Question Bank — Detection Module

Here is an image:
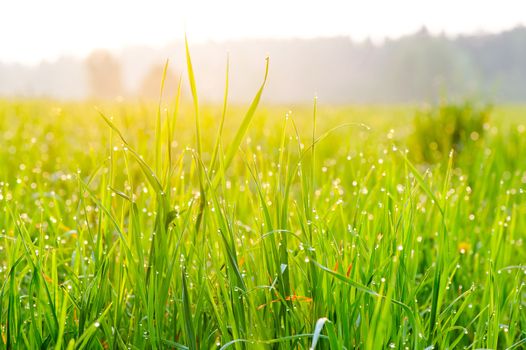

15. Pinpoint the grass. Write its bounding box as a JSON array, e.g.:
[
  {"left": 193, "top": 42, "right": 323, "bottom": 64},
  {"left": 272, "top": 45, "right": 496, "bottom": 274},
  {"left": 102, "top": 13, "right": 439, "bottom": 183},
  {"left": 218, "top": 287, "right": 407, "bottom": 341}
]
[{"left": 0, "top": 50, "right": 525, "bottom": 349}]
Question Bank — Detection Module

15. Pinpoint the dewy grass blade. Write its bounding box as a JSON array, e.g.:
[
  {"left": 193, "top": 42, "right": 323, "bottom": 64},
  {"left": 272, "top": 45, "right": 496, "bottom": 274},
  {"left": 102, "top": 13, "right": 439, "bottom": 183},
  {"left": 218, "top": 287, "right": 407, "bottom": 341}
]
[
  {"left": 185, "top": 35, "right": 207, "bottom": 233},
  {"left": 182, "top": 267, "right": 197, "bottom": 350},
  {"left": 212, "top": 56, "right": 269, "bottom": 188},
  {"left": 209, "top": 54, "right": 230, "bottom": 172},
  {"left": 185, "top": 34, "right": 202, "bottom": 157},
  {"left": 155, "top": 59, "right": 169, "bottom": 176}
]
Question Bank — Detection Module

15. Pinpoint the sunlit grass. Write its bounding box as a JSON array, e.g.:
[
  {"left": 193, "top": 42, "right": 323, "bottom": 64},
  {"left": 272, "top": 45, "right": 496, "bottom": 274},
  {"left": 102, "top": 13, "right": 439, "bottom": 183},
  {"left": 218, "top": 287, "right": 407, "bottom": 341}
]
[{"left": 0, "top": 52, "right": 525, "bottom": 349}]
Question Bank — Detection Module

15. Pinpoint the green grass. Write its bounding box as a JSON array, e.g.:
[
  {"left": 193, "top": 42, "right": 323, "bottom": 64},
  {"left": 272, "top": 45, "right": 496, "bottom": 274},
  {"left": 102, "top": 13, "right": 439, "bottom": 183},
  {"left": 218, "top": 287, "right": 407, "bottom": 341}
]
[{"left": 0, "top": 55, "right": 525, "bottom": 349}]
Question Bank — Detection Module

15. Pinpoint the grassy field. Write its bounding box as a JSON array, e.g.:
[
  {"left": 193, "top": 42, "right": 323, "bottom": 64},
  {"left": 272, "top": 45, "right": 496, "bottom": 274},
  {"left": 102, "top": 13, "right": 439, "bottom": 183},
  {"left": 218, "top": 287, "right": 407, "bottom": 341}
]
[{"left": 0, "top": 59, "right": 525, "bottom": 349}]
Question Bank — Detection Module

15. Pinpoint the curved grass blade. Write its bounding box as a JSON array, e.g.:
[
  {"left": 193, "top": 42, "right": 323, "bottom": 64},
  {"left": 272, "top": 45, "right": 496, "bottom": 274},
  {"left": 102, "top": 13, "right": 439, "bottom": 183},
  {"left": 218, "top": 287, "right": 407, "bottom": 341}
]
[{"left": 212, "top": 56, "right": 269, "bottom": 188}]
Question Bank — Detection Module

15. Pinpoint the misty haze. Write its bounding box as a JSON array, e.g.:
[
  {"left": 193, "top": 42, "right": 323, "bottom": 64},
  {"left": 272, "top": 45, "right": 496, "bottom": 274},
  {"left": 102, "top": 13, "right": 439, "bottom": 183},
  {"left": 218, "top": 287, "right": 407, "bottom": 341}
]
[{"left": 2, "top": 26, "right": 526, "bottom": 103}]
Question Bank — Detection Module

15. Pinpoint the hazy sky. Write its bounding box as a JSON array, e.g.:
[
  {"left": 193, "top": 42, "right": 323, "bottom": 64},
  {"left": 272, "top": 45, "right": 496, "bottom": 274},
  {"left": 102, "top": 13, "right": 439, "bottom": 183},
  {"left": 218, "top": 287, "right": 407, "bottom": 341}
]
[{"left": 1, "top": 0, "right": 525, "bottom": 64}]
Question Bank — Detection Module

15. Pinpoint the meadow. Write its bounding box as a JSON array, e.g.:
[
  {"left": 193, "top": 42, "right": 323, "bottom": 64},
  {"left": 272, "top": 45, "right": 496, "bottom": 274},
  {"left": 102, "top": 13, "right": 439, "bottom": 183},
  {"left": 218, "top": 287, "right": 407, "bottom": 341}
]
[{"left": 0, "top": 54, "right": 525, "bottom": 349}]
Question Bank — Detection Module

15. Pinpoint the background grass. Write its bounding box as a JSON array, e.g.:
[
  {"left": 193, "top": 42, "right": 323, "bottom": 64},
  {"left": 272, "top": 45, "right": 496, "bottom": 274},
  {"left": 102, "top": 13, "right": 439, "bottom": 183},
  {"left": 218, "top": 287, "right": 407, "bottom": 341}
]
[{"left": 0, "top": 70, "right": 525, "bottom": 348}]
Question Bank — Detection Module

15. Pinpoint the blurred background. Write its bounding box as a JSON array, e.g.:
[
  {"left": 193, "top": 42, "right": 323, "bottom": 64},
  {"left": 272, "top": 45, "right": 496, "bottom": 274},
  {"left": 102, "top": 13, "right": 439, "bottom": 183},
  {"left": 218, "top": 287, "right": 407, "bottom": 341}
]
[{"left": 1, "top": 0, "right": 525, "bottom": 104}]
